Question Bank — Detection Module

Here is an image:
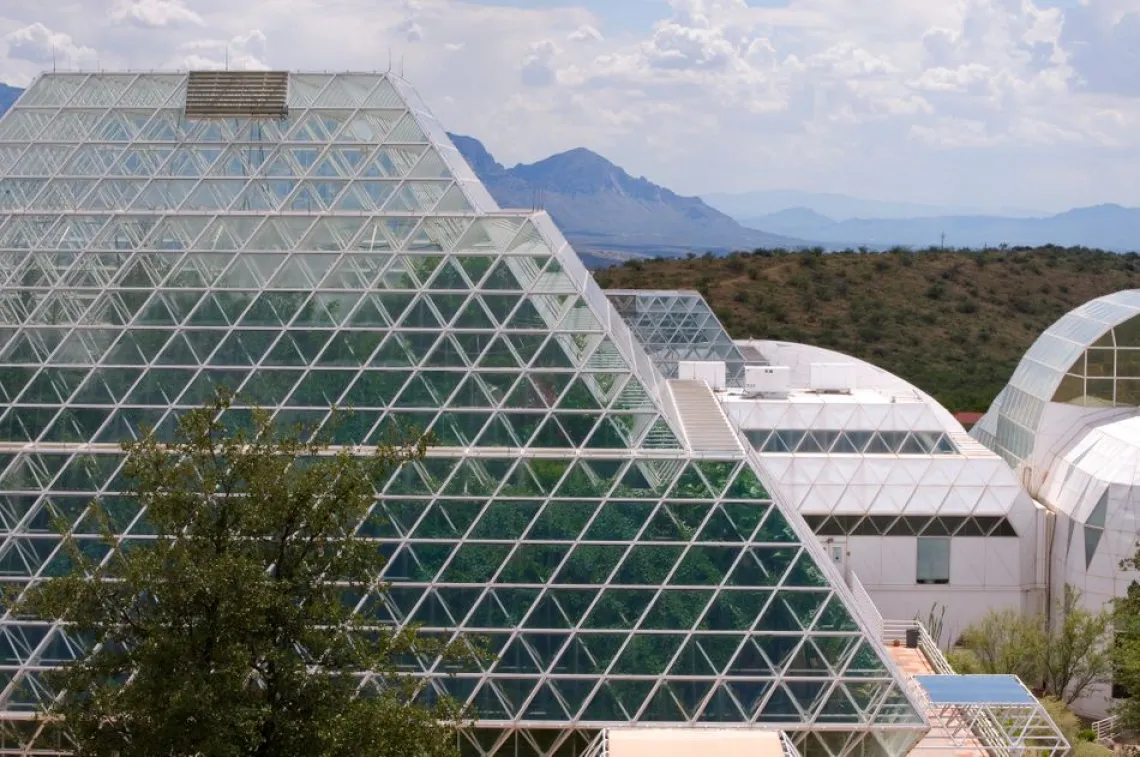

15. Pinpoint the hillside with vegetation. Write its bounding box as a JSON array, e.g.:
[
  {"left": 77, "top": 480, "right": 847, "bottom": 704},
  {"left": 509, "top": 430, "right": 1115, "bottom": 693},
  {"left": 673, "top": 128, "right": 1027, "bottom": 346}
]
[{"left": 595, "top": 247, "right": 1140, "bottom": 413}]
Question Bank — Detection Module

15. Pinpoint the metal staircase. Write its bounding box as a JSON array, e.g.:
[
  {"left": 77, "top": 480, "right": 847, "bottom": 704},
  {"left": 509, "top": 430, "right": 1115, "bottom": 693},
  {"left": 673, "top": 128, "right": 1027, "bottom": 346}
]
[
  {"left": 947, "top": 430, "right": 996, "bottom": 458},
  {"left": 666, "top": 379, "right": 742, "bottom": 453}
]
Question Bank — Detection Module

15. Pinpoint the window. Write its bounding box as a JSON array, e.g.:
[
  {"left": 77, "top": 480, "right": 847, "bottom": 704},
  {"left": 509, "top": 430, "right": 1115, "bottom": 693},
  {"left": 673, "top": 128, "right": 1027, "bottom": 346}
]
[
  {"left": 747, "top": 428, "right": 959, "bottom": 455},
  {"left": 916, "top": 537, "right": 950, "bottom": 584},
  {"left": 804, "top": 514, "right": 1018, "bottom": 538}
]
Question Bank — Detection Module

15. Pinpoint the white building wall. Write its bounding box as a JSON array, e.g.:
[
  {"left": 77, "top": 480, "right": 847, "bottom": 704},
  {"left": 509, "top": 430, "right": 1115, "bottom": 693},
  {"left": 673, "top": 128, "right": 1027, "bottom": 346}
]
[
  {"left": 845, "top": 534, "right": 1039, "bottom": 646},
  {"left": 1033, "top": 419, "right": 1140, "bottom": 720},
  {"left": 723, "top": 339, "right": 1051, "bottom": 653},
  {"left": 753, "top": 449, "right": 1045, "bottom": 648}
]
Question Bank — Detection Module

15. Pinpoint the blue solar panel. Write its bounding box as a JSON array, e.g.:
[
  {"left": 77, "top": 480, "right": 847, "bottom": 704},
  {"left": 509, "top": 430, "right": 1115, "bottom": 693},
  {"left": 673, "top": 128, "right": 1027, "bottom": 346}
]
[{"left": 914, "top": 675, "right": 1036, "bottom": 705}]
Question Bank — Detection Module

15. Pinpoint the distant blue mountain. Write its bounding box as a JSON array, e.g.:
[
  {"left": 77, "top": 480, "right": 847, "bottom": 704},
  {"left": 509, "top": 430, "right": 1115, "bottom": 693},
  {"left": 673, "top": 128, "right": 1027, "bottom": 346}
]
[
  {"left": 0, "top": 84, "right": 21, "bottom": 115},
  {"left": 704, "top": 188, "right": 1045, "bottom": 221},
  {"left": 741, "top": 204, "right": 1140, "bottom": 252},
  {"left": 447, "top": 134, "right": 804, "bottom": 259}
]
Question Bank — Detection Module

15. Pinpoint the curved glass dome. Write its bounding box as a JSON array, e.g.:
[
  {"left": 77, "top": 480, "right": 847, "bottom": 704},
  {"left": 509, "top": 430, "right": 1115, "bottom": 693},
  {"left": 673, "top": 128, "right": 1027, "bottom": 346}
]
[{"left": 987, "top": 290, "right": 1140, "bottom": 467}]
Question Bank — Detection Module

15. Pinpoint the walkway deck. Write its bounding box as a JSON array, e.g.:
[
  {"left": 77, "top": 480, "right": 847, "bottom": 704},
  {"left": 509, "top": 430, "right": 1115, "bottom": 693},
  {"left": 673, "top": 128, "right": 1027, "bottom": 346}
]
[{"left": 886, "top": 645, "right": 985, "bottom": 757}]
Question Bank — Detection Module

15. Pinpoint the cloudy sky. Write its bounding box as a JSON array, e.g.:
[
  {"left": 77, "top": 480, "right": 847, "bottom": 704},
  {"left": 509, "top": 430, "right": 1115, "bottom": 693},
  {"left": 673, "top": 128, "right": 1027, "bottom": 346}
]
[{"left": 0, "top": 0, "right": 1138, "bottom": 213}]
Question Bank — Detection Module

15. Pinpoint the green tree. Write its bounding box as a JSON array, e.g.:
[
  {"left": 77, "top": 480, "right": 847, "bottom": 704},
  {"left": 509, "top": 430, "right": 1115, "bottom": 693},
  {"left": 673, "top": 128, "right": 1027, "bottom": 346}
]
[
  {"left": 1042, "top": 586, "right": 1113, "bottom": 706},
  {"left": 957, "top": 607, "right": 1047, "bottom": 684},
  {"left": 956, "top": 586, "right": 1111, "bottom": 705},
  {"left": 1113, "top": 569, "right": 1140, "bottom": 731},
  {"left": 14, "top": 390, "right": 463, "bottom": 757}
]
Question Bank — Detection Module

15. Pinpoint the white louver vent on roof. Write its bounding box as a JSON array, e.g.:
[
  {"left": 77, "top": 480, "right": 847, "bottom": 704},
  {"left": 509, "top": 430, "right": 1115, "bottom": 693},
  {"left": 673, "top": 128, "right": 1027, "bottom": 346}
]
[{"left": 185, "top": 71, "right": 289, "bottom": 119}]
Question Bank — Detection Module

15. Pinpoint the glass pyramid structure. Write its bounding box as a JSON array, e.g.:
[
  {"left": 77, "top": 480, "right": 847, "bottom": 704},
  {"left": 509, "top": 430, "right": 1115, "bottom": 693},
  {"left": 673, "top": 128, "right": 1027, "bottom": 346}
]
[
  {"left": 606, "top": 290, "right": 748, "bottom": 386},
  {"left": 0, "top": 72, "right": 927, "bottom": 757}
]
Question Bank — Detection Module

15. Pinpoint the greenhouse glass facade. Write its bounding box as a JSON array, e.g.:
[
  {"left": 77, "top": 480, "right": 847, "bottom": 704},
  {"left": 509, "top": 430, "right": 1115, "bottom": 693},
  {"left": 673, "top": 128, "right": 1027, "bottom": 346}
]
[
  {"left": 606, "top": 290, "right": 748, "bottom": 385},
  {"left": 0, "top": 71, "right": 926, "bottom": 757},
  {"left": 973, "top": 290, "right": 1140, "bottom": 467}
]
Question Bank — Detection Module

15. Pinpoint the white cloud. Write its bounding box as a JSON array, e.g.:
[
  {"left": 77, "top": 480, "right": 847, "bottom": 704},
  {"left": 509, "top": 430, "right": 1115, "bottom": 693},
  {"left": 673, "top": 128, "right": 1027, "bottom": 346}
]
[
  {"left": 109, "top": 0, "right": 205, "bottom": 29},
  {"left": 2, "top": 0, "right": 1140, "bottom": 210},
  {"left": 568, "top": 24, "right": 602, "bottom": 43},
  {"left": 392, "top": 0, "right": 426, "bottom": 42},
  {"left": 4, "top": 22, "right": 97, "bottom": 68},
  {"left": 806, "top": 42, "right": 897, "bottom": 77},
  {"left": 1061, "top": 1, "right": 1140, "bottom": 95},
  {"left": 396, "top": 20, "right": 424, "bottom": 42},
  {"left": 910, "top": 64, "right": 993, "bottom": 94},
  {"left": 168, "top": 29, "right": 268, "bottom": 70},
  {"left": 909, "top": 118, "right": 1003, "bottom": 149},
  {"left": 520, "top": 39, "right": 561, "bottom": 87}
]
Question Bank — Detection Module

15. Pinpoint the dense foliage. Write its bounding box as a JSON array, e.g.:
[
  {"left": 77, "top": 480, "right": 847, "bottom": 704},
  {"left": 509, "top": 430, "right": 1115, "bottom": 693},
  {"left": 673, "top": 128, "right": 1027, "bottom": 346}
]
[
  {"left": 1037, "top": 697, "right": 1113, "bottom": 757},
  {"left": 946, "top": 586, "right": 1112, "bottom": 705},
  {"left": 595, "top": 246, "right": 1140, "bottom": 412},
  {"left": 1113, "top": 555, "right": 1140, "bottom": 732},
  {"left": 14, "top": 391, "right": 462, "bottom": 757}
]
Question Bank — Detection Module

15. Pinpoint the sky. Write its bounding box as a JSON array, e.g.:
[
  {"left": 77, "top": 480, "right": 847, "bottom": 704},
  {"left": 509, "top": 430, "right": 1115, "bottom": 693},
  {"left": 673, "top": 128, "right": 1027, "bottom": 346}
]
[{"left": 1, "top": 0, "right": 1139, "bottom": 213}]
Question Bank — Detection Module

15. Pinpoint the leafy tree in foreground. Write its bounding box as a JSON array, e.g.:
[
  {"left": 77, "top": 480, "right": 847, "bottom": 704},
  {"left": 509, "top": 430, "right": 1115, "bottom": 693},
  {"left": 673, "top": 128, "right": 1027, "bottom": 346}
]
[
  {"left": 1041, "top": 586, "right": 1114, "bottom": 707},
  {"left": 1113, "top": 556, "right": 1140, "bottom": 732},
  {"left": 955, "top": 607, "right": 1047, "bottom": 683},
  {"left": 15, "top": 391, "right": 462, "bottom": 757},
  {"left": 954, "top": 586, "right": 1111, "bottom": 705}
]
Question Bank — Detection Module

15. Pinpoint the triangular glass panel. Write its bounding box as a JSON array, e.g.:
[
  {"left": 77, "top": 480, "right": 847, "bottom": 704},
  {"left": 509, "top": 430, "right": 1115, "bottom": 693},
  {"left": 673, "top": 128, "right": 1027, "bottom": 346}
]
[
  {"left": 434, "top": 184, "right": 475, "bottom": 213},
  {"left": 339, "top": 110, "right": 404, "bottom": 141},
  {"left": 365, "top": 146, "right": 427, "bottom": 178},
  {"left": 387, "top": 113, "right": 430, "bottom": 143}
]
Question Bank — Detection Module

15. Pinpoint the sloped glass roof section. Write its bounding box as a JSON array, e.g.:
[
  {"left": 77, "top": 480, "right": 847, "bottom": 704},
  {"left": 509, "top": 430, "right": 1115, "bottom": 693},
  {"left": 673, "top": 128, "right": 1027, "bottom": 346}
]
[
  {"left": 975, "top": 290, "right": 1140, "bottom": 467},
  {"left": 607, "top": 290, "right": 749, "bottom": 385},
  {"left": 0, "top": 72, "right": 926, "bottom": 757}
]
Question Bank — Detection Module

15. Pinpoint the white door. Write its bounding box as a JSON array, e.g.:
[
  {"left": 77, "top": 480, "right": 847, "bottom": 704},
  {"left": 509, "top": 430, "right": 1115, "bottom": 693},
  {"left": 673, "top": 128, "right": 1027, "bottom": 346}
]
[{"left": 828, "top": 539, "right": 847, "bottom": 577}]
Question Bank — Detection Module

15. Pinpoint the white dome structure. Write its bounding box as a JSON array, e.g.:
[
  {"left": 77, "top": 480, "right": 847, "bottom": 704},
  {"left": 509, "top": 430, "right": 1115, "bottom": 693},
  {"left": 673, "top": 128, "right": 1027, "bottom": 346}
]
[{"left": 974, "top": 290, "right": 1140, "bottom": 718}]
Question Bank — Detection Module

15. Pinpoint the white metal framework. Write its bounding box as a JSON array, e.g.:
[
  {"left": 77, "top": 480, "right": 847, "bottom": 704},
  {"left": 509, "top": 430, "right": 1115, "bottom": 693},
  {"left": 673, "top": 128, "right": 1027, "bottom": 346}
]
[{"left": 910, "top": 675, "right": 1069, "bottom": 757}]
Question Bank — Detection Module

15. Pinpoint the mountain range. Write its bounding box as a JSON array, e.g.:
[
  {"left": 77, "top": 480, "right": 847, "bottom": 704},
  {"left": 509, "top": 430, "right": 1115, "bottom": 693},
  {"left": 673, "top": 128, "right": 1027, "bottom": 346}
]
[
  {"left": 446, "top": 134, "right": 802, "bottom": 263},
  {"left": 702, "top": 189, "right": 1045, "bottom": 222},
  {"left": 0, "top": 85, "right": 19, "bottom": 115},
  {"left": 2, "top": 80, "right": 1140, "bottom": 257},
  {"left": 738, "top": 204, "right": 1140, "bottom": 251}
]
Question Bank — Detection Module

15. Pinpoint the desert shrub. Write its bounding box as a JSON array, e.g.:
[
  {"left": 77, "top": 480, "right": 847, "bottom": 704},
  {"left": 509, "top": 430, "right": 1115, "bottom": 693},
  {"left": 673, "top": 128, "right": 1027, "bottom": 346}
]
[{"left": 1073, "top": 742, "right": 1113, "bottom": 757}]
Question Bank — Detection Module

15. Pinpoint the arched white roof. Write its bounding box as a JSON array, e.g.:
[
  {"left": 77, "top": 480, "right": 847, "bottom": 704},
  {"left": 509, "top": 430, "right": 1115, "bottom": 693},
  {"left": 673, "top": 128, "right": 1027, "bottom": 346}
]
[
  {"left": 739, "top": 340, "right": 963, "bottom": 434},
  {"left": 978, "top": 290, "right": 1140, "bottom": 467},
  {"left": 1040, "top": 415, "right": 1140, "bottom": 520},
  {"left": 1038, "top": 416, "right": 1140, "bottom": 595}
]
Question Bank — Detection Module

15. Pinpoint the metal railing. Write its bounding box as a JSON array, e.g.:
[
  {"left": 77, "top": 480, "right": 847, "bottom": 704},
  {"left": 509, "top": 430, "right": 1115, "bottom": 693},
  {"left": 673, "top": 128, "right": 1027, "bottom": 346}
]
[
  {"left": 881, "top": 618, "right": 955, "bottom": 675},
  {"left": 845, "top": 569, "right": 883, "bottom": 642},
  {"left": 882, "top": 618, "right": 1070, "bottom": 757},
  {"left": 1093, "top": 715, "right": 1120, "bottom": 745}
]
